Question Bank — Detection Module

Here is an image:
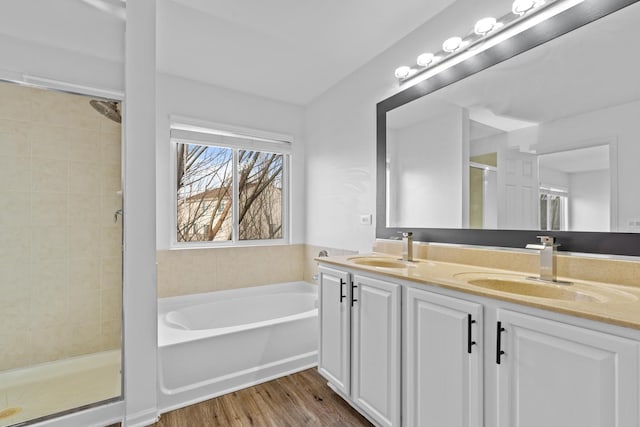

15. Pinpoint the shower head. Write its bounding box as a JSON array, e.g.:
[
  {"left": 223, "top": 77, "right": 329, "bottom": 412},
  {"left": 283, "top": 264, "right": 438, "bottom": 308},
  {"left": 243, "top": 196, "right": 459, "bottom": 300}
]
[{"left": 90, "top": 100, "right": 121, "bottom": 123}]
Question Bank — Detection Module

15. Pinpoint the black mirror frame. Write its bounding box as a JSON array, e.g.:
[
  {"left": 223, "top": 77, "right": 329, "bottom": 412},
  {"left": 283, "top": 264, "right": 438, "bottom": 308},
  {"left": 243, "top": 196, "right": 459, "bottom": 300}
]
[{"left": 376, "top": 0, "right": 640, "bottom": 256}]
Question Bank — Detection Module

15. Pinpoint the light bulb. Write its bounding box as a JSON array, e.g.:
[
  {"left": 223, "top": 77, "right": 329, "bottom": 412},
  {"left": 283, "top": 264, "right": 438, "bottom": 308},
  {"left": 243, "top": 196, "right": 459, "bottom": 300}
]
[
  {"left": 442, "top": 37, "right": 463, "bottom": 53},
  {"left": 474, "top": 17, "right": 498, "bottom": 35},
  {"left": 416, "top": 53, "right": 435, "bottom": 67},
  {"left": 394, "top": 66, "right": 412, "bottom": 79},
  {"left": 512, "top": 0, "right": 536, "bottom": 15}
]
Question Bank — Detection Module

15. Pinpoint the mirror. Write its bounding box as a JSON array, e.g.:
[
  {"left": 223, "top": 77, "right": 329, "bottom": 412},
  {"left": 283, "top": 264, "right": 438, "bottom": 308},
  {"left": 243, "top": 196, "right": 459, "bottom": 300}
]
[{"left": 377, "top": 0, "right": 640, "bottom": 255}]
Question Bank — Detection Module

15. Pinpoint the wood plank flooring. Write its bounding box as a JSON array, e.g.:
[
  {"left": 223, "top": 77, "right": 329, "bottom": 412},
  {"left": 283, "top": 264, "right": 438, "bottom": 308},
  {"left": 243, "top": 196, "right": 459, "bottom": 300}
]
[{"left": 152, "top": 368, "right": 373, "bottom": 427}]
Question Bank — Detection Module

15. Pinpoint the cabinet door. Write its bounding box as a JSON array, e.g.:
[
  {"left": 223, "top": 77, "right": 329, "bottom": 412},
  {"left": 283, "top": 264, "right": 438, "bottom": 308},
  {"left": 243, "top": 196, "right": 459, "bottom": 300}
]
[
  {"left": 351, "top": 274, "right": 401, "bottom": 427},
  {"left": 496, "top": 309, "right": 639, "bottom": 427},
  {"left": 406, "top": 287, "right": 483, "bottom": 427},
  {"left": 318, "top": 266, "right": 351, "bottom": 395}
]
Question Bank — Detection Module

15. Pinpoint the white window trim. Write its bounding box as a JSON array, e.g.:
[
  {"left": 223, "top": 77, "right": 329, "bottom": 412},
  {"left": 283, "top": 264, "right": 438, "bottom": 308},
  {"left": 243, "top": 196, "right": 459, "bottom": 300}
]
[{"left": 170, "top": 121, "right": 291, "bottom": 249}]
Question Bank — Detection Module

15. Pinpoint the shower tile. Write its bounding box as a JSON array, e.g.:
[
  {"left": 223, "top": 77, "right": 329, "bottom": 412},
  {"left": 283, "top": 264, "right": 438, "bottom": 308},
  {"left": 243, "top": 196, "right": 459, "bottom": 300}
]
[
  {"left": 29, "top": 287, "right": 68, "bottom": 326},
  {"left": 101, "top": 319, "right": 122, "bottom": 351},
  {"left": 68, "top": 160, "right": 100, "bottom": 194},
  {"left": 29, "top": 324, "right": 70, "bottom": 364},
  {"left": 0, "top": 261, "right": 30, "bottom": 294},
  {"left": 0, "top": 285, "right": 31, "bottom": 332},
  {"left": 0, "top": 119, "right": 31, "bottom": 157},
  {"left": 67, "top": 226, "right": 100, "bottom": 259},
  {"left": 0, "top": 226, "right": 31, "bottom": 264},
  {"left": 100, "top": 287, "right": 122, "bottom": 322},
  {"left": 0, "top": 82, "right": 34, "bottom": 121},
  {"left": 65, "top": 96, "right": 104, "bottom": 131},
  {"left": 68, "top": 257, "right": 100, "bottom": 291},
  {"left": 31, "top": 90, "right": 101, "bottom": 131},
  {"left": 100, "top": 226, "right": 122, "bottom": 258},
  {"left": 100, "top": 118, "right": 121, "bottom": 135},
  {"left": 67, "top": 320, "right": 102, "bottom": 357},
  {"left": 28, "top": 125, "right": 70, "bottom": 161},
  {"left": 0, "top": 191, "right": 30, "bottom": 226},
  {"left": 100, "top": 256, "right": 122, "bottom": 290},
  {"left": 0, "top": 155, "right": 31, "bottom": 191},
  {"left": 68, "top": 193, "right": 101, "bottom": 225},
  {"left": 68, "top": 290, "right": 101, "bottom": 325},
  {"left": 31, "top": 192, "right": 67, "bottom": 226},
  {"left": 0, "top": 84, "right": 124, "bottom": 371},
  {"left": 67, "top": 130, "right": 101, "bottom": 163},
  {"left": 100, "top": 131, "right": 122, "bottom": 165},
  {"left": 100, "top": 193, "right": 122, "bottom": 226},
  {"left": 100, "top": 163, "right": 122, "bottom": 193},
  {"left": 0, "top": 331, "right": 32, "bottom": 371},
  {"left": 31, "top": 158, "right": 68, "bottom": 192},
  {"left": 30, "top": 257, "right": 68, "bottom": 296},
  {"left": 30, "top": 226, "right": 68, "bottom": 261}
]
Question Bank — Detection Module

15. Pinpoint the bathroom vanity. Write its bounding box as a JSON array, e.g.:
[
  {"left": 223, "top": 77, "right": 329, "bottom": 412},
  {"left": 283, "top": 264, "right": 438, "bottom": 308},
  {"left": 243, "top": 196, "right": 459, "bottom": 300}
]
[{"left": 317, "top": 255, "right": 640, "bottom": 427}]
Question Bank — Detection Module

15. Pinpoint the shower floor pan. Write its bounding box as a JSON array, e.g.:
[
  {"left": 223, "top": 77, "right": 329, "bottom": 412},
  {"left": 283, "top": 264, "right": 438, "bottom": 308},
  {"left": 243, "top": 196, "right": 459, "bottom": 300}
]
[{"left": 0, "top": 350, "right": 121, "bottom": 427}]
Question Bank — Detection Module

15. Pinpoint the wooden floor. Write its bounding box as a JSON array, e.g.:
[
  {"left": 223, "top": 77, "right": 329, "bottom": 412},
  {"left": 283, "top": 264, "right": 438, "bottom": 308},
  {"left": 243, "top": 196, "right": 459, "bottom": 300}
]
[{"left": 152, "top": 368, "right": 372, "bottom": 427}]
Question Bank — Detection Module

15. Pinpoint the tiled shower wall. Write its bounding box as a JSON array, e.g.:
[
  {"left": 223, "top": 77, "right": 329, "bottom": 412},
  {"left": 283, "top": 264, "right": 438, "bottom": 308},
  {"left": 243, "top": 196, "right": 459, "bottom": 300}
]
[{"left": 0, "top": 82, "right": 122, "bottom": 371}]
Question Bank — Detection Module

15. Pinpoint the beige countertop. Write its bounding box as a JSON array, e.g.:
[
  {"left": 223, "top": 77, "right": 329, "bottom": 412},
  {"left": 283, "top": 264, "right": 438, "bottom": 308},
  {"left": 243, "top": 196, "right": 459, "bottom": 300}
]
[{"left": 317, "top": 253, "right": 640, "bottom": 330}]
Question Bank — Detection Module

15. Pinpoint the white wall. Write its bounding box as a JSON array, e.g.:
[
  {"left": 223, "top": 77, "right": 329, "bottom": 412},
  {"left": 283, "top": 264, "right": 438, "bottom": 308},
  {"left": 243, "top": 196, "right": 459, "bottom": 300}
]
[
  {"left": 304, "top": 0, "right": 505, "bottom": 252},
  {"left": 155, "top": 73, "right": 306, "bottom": 250},
  {"left": 570, "top": 170, "right": 610, "bottom": 232}
]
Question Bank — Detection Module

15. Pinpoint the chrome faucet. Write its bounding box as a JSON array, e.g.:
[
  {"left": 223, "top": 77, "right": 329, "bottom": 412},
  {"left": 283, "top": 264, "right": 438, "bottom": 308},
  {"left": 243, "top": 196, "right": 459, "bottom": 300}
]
[
  {"left": 399, "top": 231, "right": 414, "bottom": 262},
  {"left": 525, "top": 236, "right": 564, "bottom": 283}
]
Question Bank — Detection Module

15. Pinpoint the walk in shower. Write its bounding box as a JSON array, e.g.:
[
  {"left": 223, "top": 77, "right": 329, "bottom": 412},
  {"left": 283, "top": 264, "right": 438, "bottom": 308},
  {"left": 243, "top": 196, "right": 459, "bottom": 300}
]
[{"left": 0, "top": 80, "right": 123, "bottom": 426}]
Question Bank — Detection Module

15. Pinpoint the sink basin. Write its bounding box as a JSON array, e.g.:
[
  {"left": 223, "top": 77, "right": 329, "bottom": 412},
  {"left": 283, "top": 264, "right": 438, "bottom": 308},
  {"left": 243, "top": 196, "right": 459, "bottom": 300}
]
[
  {"left": 349, "top": 257, "right": 415, "bottom": 269},
  {"left": 454, "top": 273, "right": 606, "bottom": 303}
]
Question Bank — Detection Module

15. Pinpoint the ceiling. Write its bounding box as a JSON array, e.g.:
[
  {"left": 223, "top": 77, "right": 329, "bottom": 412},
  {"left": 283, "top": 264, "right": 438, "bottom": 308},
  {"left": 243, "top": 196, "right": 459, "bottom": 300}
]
[
  {"left": 2, "top": 0, "right": 458, "bottom": 106},
  {"left": 156, "top": 0, "right": 456, "bottom": 105}
]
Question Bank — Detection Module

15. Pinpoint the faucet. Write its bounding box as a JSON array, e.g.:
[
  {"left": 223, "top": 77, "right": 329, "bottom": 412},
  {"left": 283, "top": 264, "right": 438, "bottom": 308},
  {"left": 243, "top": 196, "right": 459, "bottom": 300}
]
[
  {"left": 525, "top": 235, "right": 564, "bottom": 283},
  {"left": 398, "top": 231, "right": 414, "bottom": 262}
]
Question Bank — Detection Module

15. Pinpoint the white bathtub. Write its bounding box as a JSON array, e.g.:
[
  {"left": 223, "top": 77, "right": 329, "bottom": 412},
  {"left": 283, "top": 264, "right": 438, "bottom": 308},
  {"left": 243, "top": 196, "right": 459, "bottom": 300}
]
[{"left": 157, "top": 281, "right": 318, "bottom": 412}]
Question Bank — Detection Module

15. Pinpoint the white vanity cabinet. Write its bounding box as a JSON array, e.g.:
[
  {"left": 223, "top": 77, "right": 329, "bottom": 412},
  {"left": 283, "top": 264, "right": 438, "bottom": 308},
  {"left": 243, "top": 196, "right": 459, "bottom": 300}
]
[
  {"left": 493, "top": 309, "right": 639, "bottom": 427},
  {"left": 318, "top": 265, "right": 351, "bottom": 396},
  {"left": 318, "top": 263, "right": 640, "bottom": 427},
  {"left": 351, "top": 274, "right": 401, "bottom": 427},
  {"left": 405, "top": 287, "right": 483, "bottom": 427},
  {"left": 318, "top": 266, "right": 401, "bottom": 427}
]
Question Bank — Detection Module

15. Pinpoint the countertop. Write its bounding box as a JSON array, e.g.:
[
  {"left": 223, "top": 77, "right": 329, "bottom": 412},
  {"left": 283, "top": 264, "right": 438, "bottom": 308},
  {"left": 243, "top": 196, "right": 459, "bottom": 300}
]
[{"left": 317, "top": 253, "right": 640, "bottom": 330}]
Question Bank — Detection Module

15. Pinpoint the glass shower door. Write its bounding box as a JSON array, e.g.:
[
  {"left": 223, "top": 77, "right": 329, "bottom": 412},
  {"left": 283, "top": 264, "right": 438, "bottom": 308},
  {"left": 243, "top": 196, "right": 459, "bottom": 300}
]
[{"left": 0, "top": 80, "right": 123, "bottom": 426}]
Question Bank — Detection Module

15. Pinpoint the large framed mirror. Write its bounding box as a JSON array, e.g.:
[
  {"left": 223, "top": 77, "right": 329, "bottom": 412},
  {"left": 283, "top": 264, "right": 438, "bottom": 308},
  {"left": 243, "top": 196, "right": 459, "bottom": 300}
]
[{"left": 377, "top": 0, "right": 640, "bottom": 256}]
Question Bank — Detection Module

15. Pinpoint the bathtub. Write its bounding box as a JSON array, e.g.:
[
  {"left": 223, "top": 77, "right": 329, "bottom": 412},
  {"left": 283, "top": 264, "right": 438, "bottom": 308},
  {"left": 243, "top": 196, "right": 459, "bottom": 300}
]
[{"left": 157, "top": 281, "right": 318, "bottom": 412}]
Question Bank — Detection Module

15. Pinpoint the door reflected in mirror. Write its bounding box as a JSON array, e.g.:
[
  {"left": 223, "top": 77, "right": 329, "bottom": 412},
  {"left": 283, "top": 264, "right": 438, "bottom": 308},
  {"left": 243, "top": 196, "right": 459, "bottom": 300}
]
[{"left": 386, "top": 1, "right": 639, "bottom": 233}]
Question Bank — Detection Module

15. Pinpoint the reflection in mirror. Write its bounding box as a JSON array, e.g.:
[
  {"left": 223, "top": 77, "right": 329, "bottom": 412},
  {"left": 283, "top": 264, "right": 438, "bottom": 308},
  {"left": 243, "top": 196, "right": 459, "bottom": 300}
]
[{"left": 386, "top": 1, "right": 639, "bottom": 233}]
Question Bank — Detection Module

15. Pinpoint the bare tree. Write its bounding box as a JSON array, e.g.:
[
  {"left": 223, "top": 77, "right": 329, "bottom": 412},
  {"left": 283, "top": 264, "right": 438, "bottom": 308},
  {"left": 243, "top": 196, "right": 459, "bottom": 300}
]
[{"left": 176, "top": 143, "right": 283, "bottom": 242}]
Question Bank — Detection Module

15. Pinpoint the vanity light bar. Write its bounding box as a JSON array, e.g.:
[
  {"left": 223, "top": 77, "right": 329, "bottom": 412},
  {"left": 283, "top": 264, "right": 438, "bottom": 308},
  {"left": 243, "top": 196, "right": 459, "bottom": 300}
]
[{"left": 394, "top": 0, "right": 584, "bottom": 84}]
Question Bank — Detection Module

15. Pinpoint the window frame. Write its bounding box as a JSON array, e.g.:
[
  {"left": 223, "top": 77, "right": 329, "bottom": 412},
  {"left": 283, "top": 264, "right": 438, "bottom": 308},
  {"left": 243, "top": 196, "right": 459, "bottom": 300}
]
[{"left": 170, "top": 121, "right": 291, "bottom": 248}]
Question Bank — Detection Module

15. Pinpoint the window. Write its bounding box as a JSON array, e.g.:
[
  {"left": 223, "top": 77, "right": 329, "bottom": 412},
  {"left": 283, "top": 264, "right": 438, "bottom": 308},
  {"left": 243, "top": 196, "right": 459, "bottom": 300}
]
[{"left": 173, "top": 124, "right": 289, "bottom": 245}]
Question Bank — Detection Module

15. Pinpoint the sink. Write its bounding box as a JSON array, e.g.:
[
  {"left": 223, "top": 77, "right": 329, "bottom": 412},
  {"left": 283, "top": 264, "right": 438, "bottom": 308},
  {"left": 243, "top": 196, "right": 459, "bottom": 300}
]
[
  {"left": 349, "top": 257, "right": 415, "bottom": 269},
  {"left": 454, "top": 273, "right": 606, "bottom": 303}
]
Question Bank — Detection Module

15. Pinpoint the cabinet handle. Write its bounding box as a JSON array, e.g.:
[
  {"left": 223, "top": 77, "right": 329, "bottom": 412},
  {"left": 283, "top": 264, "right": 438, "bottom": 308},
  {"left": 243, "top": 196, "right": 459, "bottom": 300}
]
[
  {"left": 467, "top": 314, "right": 477, "bottom": 354},
  {"left": 339, "top": 279, "right": 346, "bottom": 303},
  {"left": 496, "top": 321, "right": 506, "bottom": 364},
  {"left": 351, "top": 282, "right": 358, "bottom": 307}
]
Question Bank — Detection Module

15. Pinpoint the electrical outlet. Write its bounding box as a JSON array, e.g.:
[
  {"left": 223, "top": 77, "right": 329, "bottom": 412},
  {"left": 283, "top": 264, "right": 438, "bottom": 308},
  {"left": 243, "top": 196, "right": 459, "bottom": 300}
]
[{"left": 359, "top": 214, "right": 372, "bottom": 225}]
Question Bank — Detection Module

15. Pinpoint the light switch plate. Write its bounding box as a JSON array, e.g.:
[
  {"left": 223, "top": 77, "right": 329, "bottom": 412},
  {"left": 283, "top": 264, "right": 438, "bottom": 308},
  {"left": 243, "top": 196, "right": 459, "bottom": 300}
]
[{"left": 359, "top": 214, "right": 372, "bottom": 225}]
